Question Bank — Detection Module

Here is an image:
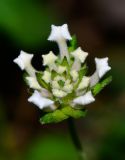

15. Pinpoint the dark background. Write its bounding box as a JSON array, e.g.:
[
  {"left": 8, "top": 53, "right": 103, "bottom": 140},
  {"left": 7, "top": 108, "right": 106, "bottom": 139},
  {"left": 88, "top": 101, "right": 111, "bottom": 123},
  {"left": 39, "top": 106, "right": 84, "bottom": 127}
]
[{"left": 0, "top": 0, "right": 125, "bottom": 159}]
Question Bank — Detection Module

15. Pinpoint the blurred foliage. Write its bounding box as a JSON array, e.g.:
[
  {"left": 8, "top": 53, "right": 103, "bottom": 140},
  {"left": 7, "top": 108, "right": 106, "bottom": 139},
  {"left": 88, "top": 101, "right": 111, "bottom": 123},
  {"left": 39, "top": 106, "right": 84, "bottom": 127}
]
[
  {"left": 98, "top": 118, "right": 125, "bottom": 160},
  {"left": 0, "top": 0, "right": 58, "bottom": 48},
  {"left": 25, "top": 134, "right": 78, "bottom": 160}
]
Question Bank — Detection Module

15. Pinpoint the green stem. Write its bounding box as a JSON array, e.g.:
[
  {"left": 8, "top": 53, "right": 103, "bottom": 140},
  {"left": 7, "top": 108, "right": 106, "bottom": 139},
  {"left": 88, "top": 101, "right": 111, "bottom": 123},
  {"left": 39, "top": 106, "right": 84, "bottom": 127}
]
[{"left": 67, "top": 118, "right": 86, "bottom": 160}]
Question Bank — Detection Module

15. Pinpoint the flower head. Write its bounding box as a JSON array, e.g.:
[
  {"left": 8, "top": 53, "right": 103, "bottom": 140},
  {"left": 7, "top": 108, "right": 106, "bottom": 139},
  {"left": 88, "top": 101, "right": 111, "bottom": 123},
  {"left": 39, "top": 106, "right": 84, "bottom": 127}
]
[{"left": 14, "top": 24, "right": 112, "bottom": 124}]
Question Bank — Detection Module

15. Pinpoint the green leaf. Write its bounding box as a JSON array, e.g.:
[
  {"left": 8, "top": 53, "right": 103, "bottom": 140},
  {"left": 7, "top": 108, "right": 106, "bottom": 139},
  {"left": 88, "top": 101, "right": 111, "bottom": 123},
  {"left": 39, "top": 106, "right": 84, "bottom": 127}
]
[
  {"left": 36, "top": 72, "right": 49, "bottom": 90},
  {"left": 61, "top": 57, "right": 69, "bottom": 67},
  {"left": 40, "top": 110, "right": 68, "bottom": 124},
  {"left": 68, "top": 35, "right": 77, "bottom": 52},
  {"left": 92, "top": 76, "right": 112, "bottom": 96},
  {"left": 61, "top": 107, "right": 87, "bottom": 119},
  {"left": 51, "top": 70, "right": 58, "bottom": 80}
]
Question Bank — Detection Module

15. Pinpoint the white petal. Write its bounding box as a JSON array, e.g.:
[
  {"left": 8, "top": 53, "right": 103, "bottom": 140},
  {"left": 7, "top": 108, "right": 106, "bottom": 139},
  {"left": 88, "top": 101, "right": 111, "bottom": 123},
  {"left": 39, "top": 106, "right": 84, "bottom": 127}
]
[
  {"left": 13, "top": 50, "right": 35, "bottom": 76},
  {"left": 95, "top": 57, "right": 111, "bottom": 78},
  {"left": 48, "top": 24, "right": 71, "bottom": 60},
  {"left": 70, "top": 70, "right": 78, "bottom": 81},
  {"left": 26, "top": 77, "right": 41, "bottom": 90},
  {"left": 90, "top": 71, "right": 99, "bottom": 87},
  {"left": 42, "top": 51, "right": 57, "bottom": 66},
  {"left": 52, "top": 89, "right": 67, "bottom": 98},
  {"left": 40, "top": 88, "right": 52, "bottom": 98},
  {"left": 77, "top": 76, "right": 90, "bottom": 90},
  {"left": 51, "top": 80, "right": 60, "bottom": 89},
  {"left": 90, "top": 57, "right": 111, "bottom": 87},
  {"left": 28, "top": 90, "right": 54, "bottom": 109},
  {"left": 42, "top": 71, "right": 51, "bottom": 83},
  {"left": 57, "top": 66, "right": 66, "bottom": 74},
  {"left": 48, "top": 24, "right": 71, "bottom": 41},
  {"left": 73, "top": 91, "right": 95, "bottom": 106},
  {"left": 71, "top": 47, "right": 88, "bottom": 63},
  {"left": 63, "top": 84, "right": 73, "bottom": 93}
]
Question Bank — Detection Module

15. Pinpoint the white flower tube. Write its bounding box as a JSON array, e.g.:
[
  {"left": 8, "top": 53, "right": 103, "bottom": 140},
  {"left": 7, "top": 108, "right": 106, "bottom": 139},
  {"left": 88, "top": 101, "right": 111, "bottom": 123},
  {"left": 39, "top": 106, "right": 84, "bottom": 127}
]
[
  {"left": 28, "top": 90, "right": 54, "bottom": 110},
  {"left": 90, "top": 57, "right": 111, "bottom": 87},
  {"left": 13, "top": 50, "right": 35, "bottom": 76},
  {"left": 71, "top": 47, "right": 88, "bottom": 71},
  {"left": 73, "top": 91, "right": 95, "bottom": 106},
  {"left": 26, "top": 77, "right": 41, "bottom": 90},
  {"left": 48, "top": 24, "right": 72, "bottom": 60}
]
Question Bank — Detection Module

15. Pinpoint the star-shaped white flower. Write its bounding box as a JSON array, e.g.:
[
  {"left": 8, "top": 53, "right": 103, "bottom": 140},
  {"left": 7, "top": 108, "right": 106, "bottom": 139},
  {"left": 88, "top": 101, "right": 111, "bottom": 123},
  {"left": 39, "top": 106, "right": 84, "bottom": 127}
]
[
  {"left": 42, "top": 51, "right": 57, "bottom": 69},
  {"left": 13, "top": 50, "right": 35, "bottom": 76},
  {"left": 71, "top": 47, "right": 88, "bottom": 63},
  {"left": 26, "top": 77, "right": 41, "bottom": 90},
  {"left": 28, "top": 90, "right": 54, "bottom": 110},
  {"left": 48, "top": 24, "right": 72, "bottom": 41},
  {"left": 71, "top": 47, "right": 88, "bottom": 71},
  {"left": 95, "top": 57, "right": 111, "bottom": 78},
  {"left": 73, "top": 91, "right": 95, "bottom": 107},
  {"left": 48, "top": 24, "right": 72, "bottom": 60},
  {"left": 90, "top": 57, "right": 111, "bottom": 87}
]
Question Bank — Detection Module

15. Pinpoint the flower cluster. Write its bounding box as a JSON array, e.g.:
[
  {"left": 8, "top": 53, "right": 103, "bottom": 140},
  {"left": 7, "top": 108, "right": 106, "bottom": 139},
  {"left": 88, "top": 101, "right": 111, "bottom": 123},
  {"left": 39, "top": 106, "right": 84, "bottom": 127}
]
[{"left": 14, "top": 24, "right": 112, "bottom": 124}]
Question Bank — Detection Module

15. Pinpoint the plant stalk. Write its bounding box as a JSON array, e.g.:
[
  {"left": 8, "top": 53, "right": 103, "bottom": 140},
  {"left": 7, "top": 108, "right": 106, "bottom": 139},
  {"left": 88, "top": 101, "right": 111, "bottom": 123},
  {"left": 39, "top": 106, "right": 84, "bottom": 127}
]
[{"left": 67, "top": 118, "right": 86, "bottom": 160}]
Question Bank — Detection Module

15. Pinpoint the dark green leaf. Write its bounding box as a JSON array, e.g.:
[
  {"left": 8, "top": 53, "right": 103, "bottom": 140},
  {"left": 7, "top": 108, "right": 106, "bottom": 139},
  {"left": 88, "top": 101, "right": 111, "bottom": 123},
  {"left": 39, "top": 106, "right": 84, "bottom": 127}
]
[
  {"left": 92, "top": 76, "right": 112, "bottom": 96},
  {"left": 36, "top": 72, "right": 49, "bottom": 90},
  {"left": 68, "top": 35, "right": 77, "bottom": 52}
]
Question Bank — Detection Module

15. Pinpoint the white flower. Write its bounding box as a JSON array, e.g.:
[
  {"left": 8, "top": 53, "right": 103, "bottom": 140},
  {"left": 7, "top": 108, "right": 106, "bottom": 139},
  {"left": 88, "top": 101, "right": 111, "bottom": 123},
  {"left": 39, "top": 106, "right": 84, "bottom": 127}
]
[
  {"left": 63, "top": 84, "right": 73, "bottom": 93},
  {"left": 71, "top": 47, "right": 88, "bottom": 71},
  {"left": 48, "top": 24, "right": 71, "bottom": 41},
  {"left": 42, "top": 71, "right": 51, "bottom": 83},
  {"left": 70, "top": 70, "right": 78, "bottom": 81},
  {"left": 42, "top": 51, "right": 57, "bottom": 70},
  {"left": 73, "top": 91, "right": 95, "bottom": 106},
  {"left": 13, "top": 50, "right": 35, "bottom": 76},
  {"left": 26, "top": 77, "right": 41, "bottom": 90},
  {"left": 51, "top": 80, "right": 60, "bottom": 89},
  {"left": 57, "top": 66, "right": 66, "bottom": 74},
  {"left": 90, "top": 57, "right": 111, "bottom": 87},
  {"left": 28, "top": 90, "right": 54, "bottom": 110},
  {"left": 52, "top": 89, "right": 67, "bottom": 98},
  {"left": 71, "top": 47, "right": 88, "bottom": 63},
  {"left": 95, "top": 57, "right": 111, "bottom": 78},
  {"left": 77, "top": 76, "right": 90, "bottom": 90},
  {"left": 48, "top": 24, "right": 72, "bottom": 60}
]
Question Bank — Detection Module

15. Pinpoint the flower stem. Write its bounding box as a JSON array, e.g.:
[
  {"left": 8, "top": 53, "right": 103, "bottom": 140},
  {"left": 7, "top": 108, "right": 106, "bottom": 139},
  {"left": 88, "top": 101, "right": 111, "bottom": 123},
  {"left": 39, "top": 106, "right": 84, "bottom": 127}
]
[{"left": 67, "top": 118, "right": 86, "bottom": 160}]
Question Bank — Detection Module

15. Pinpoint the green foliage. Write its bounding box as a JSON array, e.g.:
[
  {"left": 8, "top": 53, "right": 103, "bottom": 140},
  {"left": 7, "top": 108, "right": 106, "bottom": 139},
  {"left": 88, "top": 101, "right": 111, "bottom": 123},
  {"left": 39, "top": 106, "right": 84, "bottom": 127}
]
[
  {"left": 92, "top": 76, "right": 112, "bottom": 96},
  {"left": 62, "top": 107, "right": 87, "bottom": 119},
  {"left": 40, "top": 110, "right": 68, "bottom": 124},
  {"left": 68, "top": 35, "right": 77, "bottom": 52},
  {"left": 40, "top": 106, "right": 86, "bottom": 124},
  {"left": 0, "top": 0, "right": 58, "bottom": 47},
  {"left": 35, "top": 72, "right": 49, "bottom": 90},
  {"left": 25, "top": 134, "right": 78, "bottom": 160},
  {"left": 58, "top": 80, "right": 65, "bottom": 87}
]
